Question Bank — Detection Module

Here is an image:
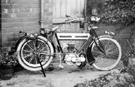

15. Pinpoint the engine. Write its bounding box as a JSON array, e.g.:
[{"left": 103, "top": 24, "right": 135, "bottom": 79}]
[
  {"left": 63, "top": 43, "right": 86, "bottom": 65},
  {"left": 64, "top": 53, "right": 86, "bottom": 65}
]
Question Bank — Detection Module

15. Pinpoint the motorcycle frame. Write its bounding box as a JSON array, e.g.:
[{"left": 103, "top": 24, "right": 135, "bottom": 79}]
[
  {"left": 52, "top": 32, "right": 92, "bottom": 54},
  {"left": 45, "top": 29, "right": 112, "bottom": 56},
  {"left": 15, "top": 28, "right": 113, "bottom": 58}
]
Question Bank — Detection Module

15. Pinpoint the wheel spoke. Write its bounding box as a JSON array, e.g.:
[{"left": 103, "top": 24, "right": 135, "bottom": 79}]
[
  {"left": 32, "top": 40, "right": 37, "bottom": 50},
  {"left": 107, "top": 52, "right": 119, "bottom": 59},
  {"left": 24, "top": 54, "right": 32, "bottom": 59},
  {"left": 23, "top": 49, "right": 33, "bottom": 53},
  {"left": 107, "top": 49, "right": 118, "bottom": 55},
  {"left": 28, "top": 56, "right": 34, "bottom": 63},
  {"left": 39, "top": 51, "right": 48, "bottom": 54},
  {"left": 26, "top": 42, "right": 33, "bottom": 50},
  {"left": 37, "top": 42, "right": 46, "bottom": 51},
  {"left": 33, "top": 56, "right": 38, "bottom": 64},
  {"left": 107, "top": 47, "right": 118, "bottom": 55},
  {"left": 106, "top": 40, "right": 111, "bottom": 49}
]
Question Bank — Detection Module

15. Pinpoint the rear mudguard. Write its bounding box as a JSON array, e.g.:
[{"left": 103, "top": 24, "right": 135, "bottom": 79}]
[
  {"left": 15, "top": 35, "right": 38, "bottom": 50},
  {"left": 15, "top": 35, "right": 56, "bottom": 52},
  {"left": 86, "top": 35, "right": 113, "bottom": 63},
  {"left": 15, "top": 36, "right": 26, "bottom": 50}
]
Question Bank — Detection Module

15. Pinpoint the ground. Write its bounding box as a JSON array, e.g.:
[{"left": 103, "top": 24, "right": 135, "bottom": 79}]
[{"left": 0, "top": 62, "right": 123, "bottom": 87}]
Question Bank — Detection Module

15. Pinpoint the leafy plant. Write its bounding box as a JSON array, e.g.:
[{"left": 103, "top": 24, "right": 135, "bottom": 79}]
[
  {"left": 101, "top": 0, "right": 135, "bottom": 25},
  {"left": 87, "top": 0, "right": 135, "bottom": 26},
  {"left": 0, "top": 49, "right": 18, "bottom": 68},
  {"left": 74, "top": 69, "right": 135, "bottom": 87}
]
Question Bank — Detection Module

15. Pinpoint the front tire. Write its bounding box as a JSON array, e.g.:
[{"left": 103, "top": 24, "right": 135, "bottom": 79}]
[
  {"left": 91, "top": 38, "right": 122, "bottom": 71},
  {"left": 17, "top": 36, "right": 54, "bottom": 71}
]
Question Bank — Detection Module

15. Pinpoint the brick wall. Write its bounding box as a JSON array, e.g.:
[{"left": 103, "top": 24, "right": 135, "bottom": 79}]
[{"left": 1, "top": 0, "right": 53, "bottom": 51}]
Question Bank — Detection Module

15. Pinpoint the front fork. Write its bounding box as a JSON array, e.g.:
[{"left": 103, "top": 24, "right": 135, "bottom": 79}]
[
  {"left": 93, "top": 37, "right": 106, "bottom": 54},
  {"left": 90, "top": 29, "right": 107, "bottom": 54}
]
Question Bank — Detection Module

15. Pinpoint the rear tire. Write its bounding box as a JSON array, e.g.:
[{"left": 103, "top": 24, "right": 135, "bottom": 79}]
[
  {"left": 17, "top": 36, "right": 54, "bottom": 71},
  {"left": 91, "top": 38, "right": 122, "bottom": 71}
]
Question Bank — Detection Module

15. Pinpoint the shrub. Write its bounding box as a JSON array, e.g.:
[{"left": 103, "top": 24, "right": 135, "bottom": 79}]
[
  {"left": 87, "top": 0, "right": 135, "bottom": 26},
  {"left": 74, "top": 69, "right": 135, "bottom": 87}
]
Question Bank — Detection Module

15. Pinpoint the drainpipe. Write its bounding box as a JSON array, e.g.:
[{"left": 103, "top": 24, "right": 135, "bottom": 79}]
[
  {"left": 0, "top": 3, "right": 2, "bottom": 51},
  {"left": 84, "top": 0, "right": 87, "bottom": 32},
  {"left": 40, "top": 0, "right": 44, "bottom": 29}
]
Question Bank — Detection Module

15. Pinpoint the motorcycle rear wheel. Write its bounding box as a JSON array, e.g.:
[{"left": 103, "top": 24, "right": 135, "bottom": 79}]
[{"left": 17, "top": 36, "right": 54, "bottom": 71}]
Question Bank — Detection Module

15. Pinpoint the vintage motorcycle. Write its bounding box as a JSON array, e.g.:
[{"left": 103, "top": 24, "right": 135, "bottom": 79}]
[{"left": 16, "top": 15, "right": 122, "bottom": 72}]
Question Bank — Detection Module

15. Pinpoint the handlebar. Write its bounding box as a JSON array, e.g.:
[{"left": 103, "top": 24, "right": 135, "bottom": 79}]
[
  {"left": 65, "top": 15, "right": 84, "bottom": 23},
  {"left": 65, "top": 15, "right": 101, "bottom": 24}
]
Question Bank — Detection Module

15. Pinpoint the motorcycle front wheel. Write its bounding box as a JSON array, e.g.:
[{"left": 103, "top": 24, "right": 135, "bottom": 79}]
[
  {"left": 91, "top": 37, "right": 122, "bottom": 71},
  {"left": 17, "top": 36, "right": 54, "bottom": 71}
]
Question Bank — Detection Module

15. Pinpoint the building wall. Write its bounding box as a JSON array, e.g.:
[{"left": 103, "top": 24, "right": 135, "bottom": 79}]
[
  {"left": 1, "top": 0, "right": 53, "bottom": 51},
  {"left": 1, "top": 0, "right": 135, "bottom": 56}
]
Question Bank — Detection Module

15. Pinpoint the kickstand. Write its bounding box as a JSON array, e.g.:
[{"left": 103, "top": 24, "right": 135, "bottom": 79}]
[{"left": 37, "top": 54, "right": 46, "bottom": 77}]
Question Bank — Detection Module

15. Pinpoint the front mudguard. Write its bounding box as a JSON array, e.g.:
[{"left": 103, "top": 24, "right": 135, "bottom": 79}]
[
  {"left": 98, "top": 35, "right": 113, "bottom": 39},
  {"left": 86, "top": 35, "right": 113, "bottom": 64},
  {"left": 86, "top": 46, "right": 95, "bottom": 64},
  {"left": 89, "top": 35, "right": 113, "bottom": 47}
]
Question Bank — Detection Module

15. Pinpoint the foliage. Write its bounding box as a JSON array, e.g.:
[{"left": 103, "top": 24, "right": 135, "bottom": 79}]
[
  {"left": 122, "top": 49, "right": 135, "bottom": 67},
  {"left": 74, "top": 69, "right": 135, "bottom": 87},
  {"left": 0, "top": 50, "right": 17, "bottom": 68},
  {"left": 102, "top": 0, "right": 135, "bottom": 25},
  {"left": 126, "top": 65, "right": 135, "bottom": 81},
  {"left": 87, "top": 0, "right": 105, "bottom": 16},
  {"left": 87, "top": 0, "right": 135, "bottom": 26}
]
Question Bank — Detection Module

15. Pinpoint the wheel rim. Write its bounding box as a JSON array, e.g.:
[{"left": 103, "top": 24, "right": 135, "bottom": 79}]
[
  {"left": 20, "top": 39, "right": 51, "bottom": 68},
  {"left": 92, "top": 38, "right": 121, "bottom": 70}
]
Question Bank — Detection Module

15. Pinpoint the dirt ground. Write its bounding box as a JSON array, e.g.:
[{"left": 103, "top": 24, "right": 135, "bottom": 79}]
[{"left": 0, "top": 62, "right": 122, "bottom": 87}]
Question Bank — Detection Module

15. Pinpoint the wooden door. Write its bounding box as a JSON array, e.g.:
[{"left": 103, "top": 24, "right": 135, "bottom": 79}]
[{"left": 53, "top": 0, "right": 85, "bottom": 32}]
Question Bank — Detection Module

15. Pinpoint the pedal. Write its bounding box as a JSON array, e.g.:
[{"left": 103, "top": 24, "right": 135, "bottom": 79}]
[
  {"left": 58, "top": 53, "right": 64, "bottom": 69},
  {"left": 58, "top": 64, "right": 64, "bottom": 69}
]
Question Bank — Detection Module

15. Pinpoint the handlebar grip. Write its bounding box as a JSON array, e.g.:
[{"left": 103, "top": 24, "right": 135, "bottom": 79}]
[
  {"left": 19, "top": 31, "right": 27, "bottom": 35},
  {"left": 66, "top": 15, "right": 71, "bottom": 17},
  {"left": 19, "top": 31, "right": 23, "bottom": 33},
  {"left": 105, "top": 31, "right": 115, "bottom": 36},
  {"left": 19, "top": 31, "right": 26, "bottom": 33}
]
